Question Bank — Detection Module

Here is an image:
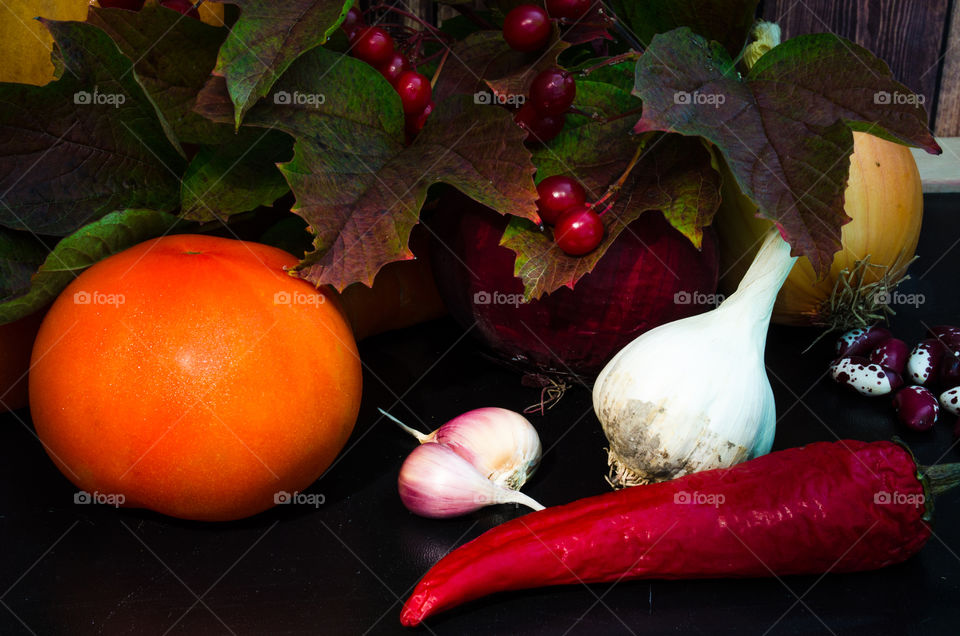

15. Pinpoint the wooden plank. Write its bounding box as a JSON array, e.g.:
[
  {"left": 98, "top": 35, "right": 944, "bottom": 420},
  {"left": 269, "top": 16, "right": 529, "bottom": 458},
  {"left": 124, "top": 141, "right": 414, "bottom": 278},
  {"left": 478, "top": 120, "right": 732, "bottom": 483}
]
[
  {"left": 935, "top": 0, "right": 960, "bottom": 136},
  {"left": 759, "top": 0, "right": 949, "bottom": 125}
]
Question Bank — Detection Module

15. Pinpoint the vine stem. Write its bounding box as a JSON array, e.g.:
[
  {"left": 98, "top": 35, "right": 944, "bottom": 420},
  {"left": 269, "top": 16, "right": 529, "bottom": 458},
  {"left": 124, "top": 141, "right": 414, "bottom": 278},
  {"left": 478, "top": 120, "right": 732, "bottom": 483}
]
[
  {"left": 578, "top": 51, "right": 641, "bottom": 77},
  {"left": 590, "top": 140, "right": 646, "bottom": 211},
  {"left": 430, "top": 49, "right": 450, "bottom": 87}
]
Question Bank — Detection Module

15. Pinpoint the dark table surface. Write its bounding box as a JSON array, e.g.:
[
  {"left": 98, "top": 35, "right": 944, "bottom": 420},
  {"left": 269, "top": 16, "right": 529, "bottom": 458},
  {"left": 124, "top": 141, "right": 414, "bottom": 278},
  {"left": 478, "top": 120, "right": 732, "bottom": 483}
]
[{"left": 2, "top": 194, "right": 959, "bottom": 636}]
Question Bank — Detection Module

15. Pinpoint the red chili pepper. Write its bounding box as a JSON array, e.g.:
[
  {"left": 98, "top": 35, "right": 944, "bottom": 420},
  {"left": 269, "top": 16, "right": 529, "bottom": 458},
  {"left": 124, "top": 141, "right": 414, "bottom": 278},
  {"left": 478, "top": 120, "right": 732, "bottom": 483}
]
[{"left": 401, "top": 440, "right": 956, "bottom": 626}]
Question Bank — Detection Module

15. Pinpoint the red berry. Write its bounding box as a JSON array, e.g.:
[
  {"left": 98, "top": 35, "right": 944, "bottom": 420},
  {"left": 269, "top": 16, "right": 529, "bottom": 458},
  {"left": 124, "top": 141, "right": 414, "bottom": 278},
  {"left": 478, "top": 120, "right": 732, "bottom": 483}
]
[
  {"left": 395, "top": 71, "right": 432, "bottom": 116},
  {"left": 536, "top": 175, "right": 586, "bottom": 224},
  {"left": 529, "top": 67, "right": 576, "bottom": 115},
  {"left": 514, "top": 103, "right": 565, "bottom": 143},
  {"left": 545, "top": 0, "right": 592, "bottom": 20},
  {"left": 98, "top": 0, "right": 145, "bottom": 9},
  {"left": 377, "top": 52, "right": 409, "bottom": 85},
  {"left": 160, "top": 0, "right": 200, "bottom": 18},
  {"left": 503, "top": 5, "right": 551, "bottom": 52},
  {"left": 554, "top": 205, "right": 604, "bottom": 255},
  {"left": 341, "top": 6, "right": 365, "bottom": 39},
  {"left": 352, "top": 27, "right": 395, "bottom": 66},
  {"left": 406, "top": 101, "right": 435, "bottom": 136}
]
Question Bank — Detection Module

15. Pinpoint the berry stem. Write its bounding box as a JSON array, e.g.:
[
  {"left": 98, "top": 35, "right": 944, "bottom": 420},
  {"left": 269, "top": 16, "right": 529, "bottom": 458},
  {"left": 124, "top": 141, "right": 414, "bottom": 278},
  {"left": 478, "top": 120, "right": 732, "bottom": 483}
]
[
  {"left": 577, "top": 51, "right": 641, "bottom": 77},
  {"left": 591, "top": 139, "right": 648, "bottom": 211},
  {"left": 430, "top": 49, "right": 450, "bottom": 88}
]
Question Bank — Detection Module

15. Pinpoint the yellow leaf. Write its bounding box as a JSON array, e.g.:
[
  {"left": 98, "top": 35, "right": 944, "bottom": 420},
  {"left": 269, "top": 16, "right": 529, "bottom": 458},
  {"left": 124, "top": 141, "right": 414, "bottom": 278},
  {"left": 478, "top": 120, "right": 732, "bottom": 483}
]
[
  {"left": 0, "top": 0, "right": 89, "bottom": 86},
  {"left": 198, "top": 1, "right": 224, "bottom": 27}
]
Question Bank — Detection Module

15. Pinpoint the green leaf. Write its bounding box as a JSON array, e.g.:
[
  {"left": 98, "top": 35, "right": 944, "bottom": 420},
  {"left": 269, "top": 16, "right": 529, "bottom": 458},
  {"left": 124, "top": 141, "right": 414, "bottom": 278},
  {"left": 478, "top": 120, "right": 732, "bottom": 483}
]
[
  {"left": 504, "top": 136, "right": 720, "bottom": 301},
  {"left": 633, "top": 28, "right": 941, "bottom": 274},
  {"left": 180, "top": 129, "right": 293, "bottom": 221},
  {"left": 215, "top": 0, "right": 353, "bottom": 127},
  {"left": 197, "top": 46, "right": 539, "bottom": 291},
  {"left": 0, "top": 20, "right": 185, "bottom": 236},
  {"left": 609, "top": 0, "right": 759, "bottom": 58},
  {"left": 86, "top": 4, "right": 232, "bottom": 145},
  {"left": 0, "top": 209, "right": 181, "bottom": 324}
]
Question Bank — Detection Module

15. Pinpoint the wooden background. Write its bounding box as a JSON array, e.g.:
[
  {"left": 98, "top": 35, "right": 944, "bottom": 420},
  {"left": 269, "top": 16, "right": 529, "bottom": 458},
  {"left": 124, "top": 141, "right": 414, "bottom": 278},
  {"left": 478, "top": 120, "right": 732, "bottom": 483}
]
[{"left": 758, "top": 0, "right": 959, "bottom": 136}]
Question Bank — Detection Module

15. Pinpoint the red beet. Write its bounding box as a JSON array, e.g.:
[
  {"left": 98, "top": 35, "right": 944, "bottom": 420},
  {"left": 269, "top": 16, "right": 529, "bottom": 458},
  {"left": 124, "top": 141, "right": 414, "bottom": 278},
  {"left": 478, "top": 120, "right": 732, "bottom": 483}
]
[{"left": 427, "top": 192, "right": 719, "bottom": 376}]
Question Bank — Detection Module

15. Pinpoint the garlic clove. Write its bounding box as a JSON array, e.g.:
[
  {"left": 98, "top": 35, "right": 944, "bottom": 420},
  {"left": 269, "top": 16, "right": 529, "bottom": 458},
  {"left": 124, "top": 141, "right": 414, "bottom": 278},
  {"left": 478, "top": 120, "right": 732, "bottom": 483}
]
[
  {"left": 398, "top": 443, "right": 544, "bottom": 519},
  {"left": 433, "top": 408, "right": 542, "bottom": 489},
  {"left": 382, "top": 407, "right": 542, "bottom": 490}
]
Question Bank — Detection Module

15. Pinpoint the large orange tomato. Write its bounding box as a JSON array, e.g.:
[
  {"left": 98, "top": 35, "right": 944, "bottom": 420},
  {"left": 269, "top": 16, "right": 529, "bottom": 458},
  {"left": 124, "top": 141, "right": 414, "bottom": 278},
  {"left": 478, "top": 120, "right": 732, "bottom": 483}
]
[{"left": 30, "top": 235, "right": 362, "bottom": 521}]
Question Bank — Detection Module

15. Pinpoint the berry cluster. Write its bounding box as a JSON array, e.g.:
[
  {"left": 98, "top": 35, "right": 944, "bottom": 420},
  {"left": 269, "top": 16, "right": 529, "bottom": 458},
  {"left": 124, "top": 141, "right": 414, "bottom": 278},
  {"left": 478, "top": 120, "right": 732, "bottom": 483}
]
[
  {"left": 514, "top": 67, "right": 576, "bottom": 144},
  {"left": 536, "top": 176, "right": 603, "bottom": 255},
  {"left": 342, "top": 8, "right": 433, "bottom": 138},
  {"left": 830, "top": 324, "right": 960, "bottom": 436},
  {"left": 502, "top": 1, "right": 592, "bottom": 53}
]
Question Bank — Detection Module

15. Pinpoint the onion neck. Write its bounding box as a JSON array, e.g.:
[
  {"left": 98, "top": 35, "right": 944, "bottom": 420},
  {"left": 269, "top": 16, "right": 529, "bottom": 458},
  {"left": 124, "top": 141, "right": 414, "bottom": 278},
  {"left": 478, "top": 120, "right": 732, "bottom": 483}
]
[{"left": 718, "top": 228, "right": 798, "bottom": 333}]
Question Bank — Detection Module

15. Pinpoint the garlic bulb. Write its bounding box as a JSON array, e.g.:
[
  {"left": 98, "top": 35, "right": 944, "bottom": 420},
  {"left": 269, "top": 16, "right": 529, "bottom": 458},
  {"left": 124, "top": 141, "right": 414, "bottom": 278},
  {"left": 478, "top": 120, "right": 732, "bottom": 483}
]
[
  {"left": 382, "top": 407, "right": 541, "bottom": 489},
  {"left": 593, "top": 228, "right": 797, "bottom": 487},
  {"left": 398, "top": 443, "right": 545, "bottom": 519}
]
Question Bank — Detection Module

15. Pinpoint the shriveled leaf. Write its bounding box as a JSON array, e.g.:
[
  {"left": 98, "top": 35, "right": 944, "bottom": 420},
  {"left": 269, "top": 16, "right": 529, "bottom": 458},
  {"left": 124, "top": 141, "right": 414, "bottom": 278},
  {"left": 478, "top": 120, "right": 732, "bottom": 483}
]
[
  {"left": 436, "top": 30, "right": 569, "bottom": 104},
  {"left": 0, "top": 209, "right": 181, "bottom": 323},
  {"left": 0, "top": 20, "right": 185, "bottom": 236},
  {"left": 215, "top": 0, "right": 352, "bottom": 127},
  {"left": 502, "top": 136, "right": 720, "bottom": 300},
  {"left": 181, "top": 129, "right": 293, "bottom": 221},
  {"left": 609, "top": 0, "right": 759, "bottom": 58},
  {"left": 86, "top": 4, "right": 231, "bottom": 145},
  {"left": 633, "top": 28, "right": 941, "bottom": 274},
  {"left": 0, "top": 0, "right": 88, "bottom": 86},
  {"left": 198, "top": 45, "right": 538, "bottom": 290}
]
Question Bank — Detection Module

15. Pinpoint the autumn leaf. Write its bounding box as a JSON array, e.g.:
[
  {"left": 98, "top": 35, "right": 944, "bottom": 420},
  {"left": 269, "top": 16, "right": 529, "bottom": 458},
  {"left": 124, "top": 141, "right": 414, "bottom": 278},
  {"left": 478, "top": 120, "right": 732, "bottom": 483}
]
[
  {"left": 633, "top": 28, "right": 941, "bottom": 275},
  {"left": 86, "top": 3, "right": 232, "bottom": 145},
  {"left": 0, "top": 19, "right": 185, "bottom": 236},
  {"left": 214, "top": 0, "right": 352, "bottom": 127},
  {"left": 196, "top": 45, "right": 538, "bottom": 290}
]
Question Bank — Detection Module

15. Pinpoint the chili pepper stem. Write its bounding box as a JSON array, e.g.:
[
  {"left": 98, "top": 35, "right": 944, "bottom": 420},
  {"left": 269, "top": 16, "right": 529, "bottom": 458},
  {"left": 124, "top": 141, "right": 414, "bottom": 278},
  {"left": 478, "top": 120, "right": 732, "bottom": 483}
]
[{"left": 921, "top": 463, "right": 960, "bottom": 497}]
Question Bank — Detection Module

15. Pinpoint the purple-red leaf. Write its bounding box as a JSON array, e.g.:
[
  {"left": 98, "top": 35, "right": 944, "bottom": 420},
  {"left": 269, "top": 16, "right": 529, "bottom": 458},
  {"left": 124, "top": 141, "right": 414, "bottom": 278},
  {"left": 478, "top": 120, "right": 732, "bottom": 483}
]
[{"left": 633, "top": 28, "right": 940, "bottom": 275}]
